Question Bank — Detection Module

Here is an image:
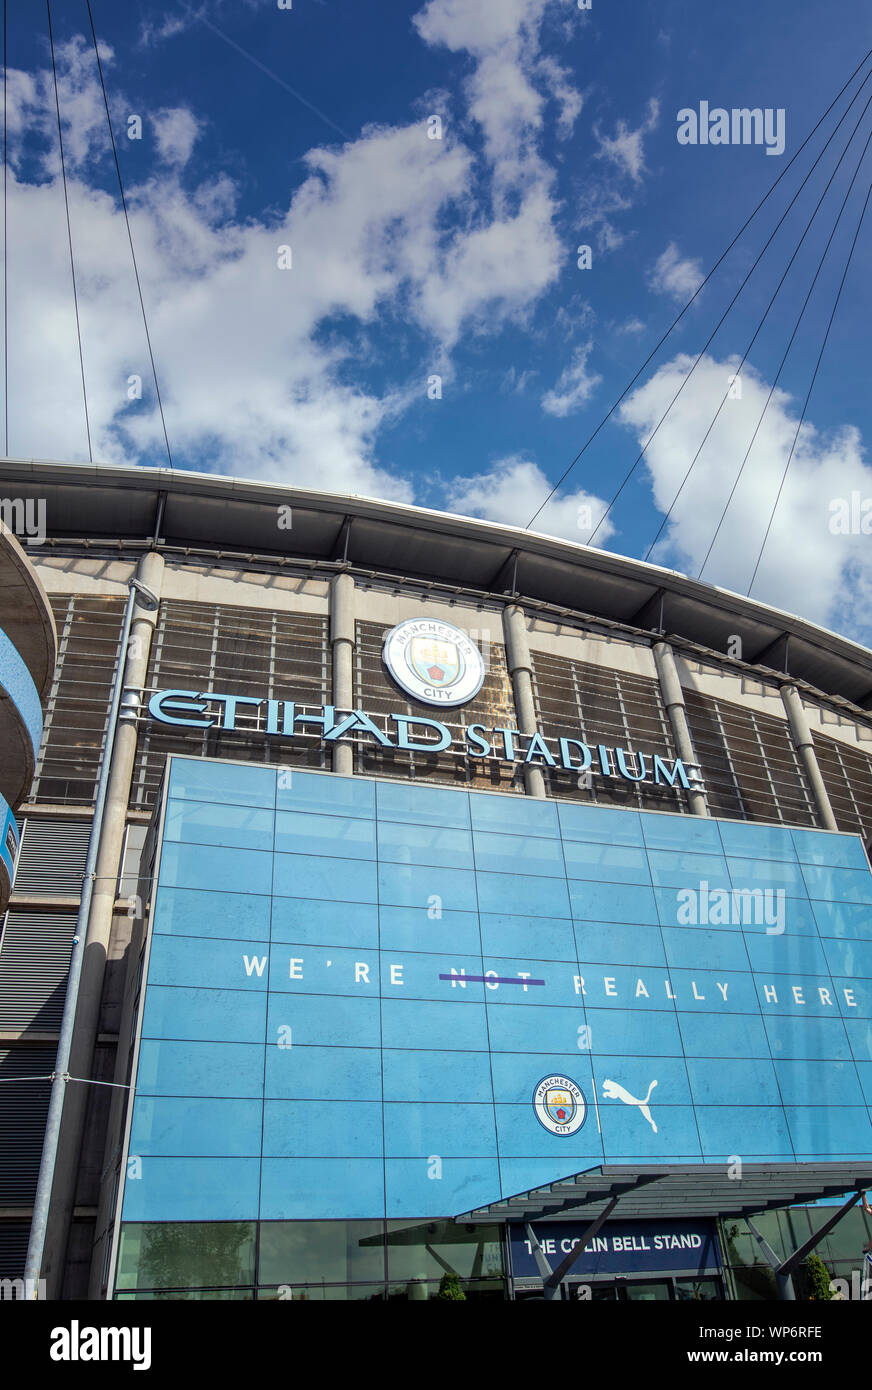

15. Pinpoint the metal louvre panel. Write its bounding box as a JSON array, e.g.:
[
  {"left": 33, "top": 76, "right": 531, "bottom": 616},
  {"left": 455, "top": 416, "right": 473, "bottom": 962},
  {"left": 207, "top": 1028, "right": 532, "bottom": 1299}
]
[
  {"left": 679, "top": 694, "right": 739, "bottom": 819},
  {"left": 30, "top": 596, "right": 126, "bottom": 807},
  {"left": 131, "top": 600, "right": 330, "bottom": 809},
  {"left": 11, "top": 819, "right": 90, "bottom": 897},
  {"left": 0, "top": 913, "right": 75, "bottom": 1029},
  {"left": 353, "top": 619, "right": 519, "bottom": 793},
  {"left": 0, "top": 1223, "right": 30, "bottom": 1278},
  {"left": 684, "top": 690, "right": 816, "bottom": 826},
  {"left": 532, "top": 650, "right": 680, "bottom": 811},
  {"left": 0, "top": 1045, "right": 54, "bottom": 1204},
  {"left": 813, "top": 733, "right": 872, "bottom": 842}
]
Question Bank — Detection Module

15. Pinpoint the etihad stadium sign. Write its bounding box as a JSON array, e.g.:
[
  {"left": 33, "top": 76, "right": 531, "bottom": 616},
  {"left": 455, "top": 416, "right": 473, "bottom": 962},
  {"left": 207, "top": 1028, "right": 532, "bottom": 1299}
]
[{"left": 146, "top": 688, "right": 695, "bottom": 789}]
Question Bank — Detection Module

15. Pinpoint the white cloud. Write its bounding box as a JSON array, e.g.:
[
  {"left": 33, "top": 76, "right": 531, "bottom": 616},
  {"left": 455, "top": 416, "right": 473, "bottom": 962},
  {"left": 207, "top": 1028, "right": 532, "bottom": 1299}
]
[
  {"left": 618, "top": 353, "right": 872, "bottom": 639},
  {"left": 536, "top": 55, "right": 584, "bottom": 139},
  {"left": 414, "top": 0, "right": 579, "bottom": 203},
  {"left": 413, "top": 0, "right": 547, "bottom": 57},
  {"left": 153, "top": 107, "right": 202, "bottom": 166},
  {"left": 138, "top": 10, "right": 199, "bottom": 48},
  {"left": 576, "top": 103, "right": 661, "bottom": 256},
  {"left": 7, "top": 36, "right": 114, "bottom": 174},
  {"left": 5, "top": 1, "right": 575, "bottom": 501},
  {"left": 648, "top": 242, "right": 704, "bottom": 303},
  {"left": 541, "top": 343, "right": 601, "bottom": 417},
  {"left": 501, "top": 365, "right": 537, "bottom": 394},
  {"left": 594, "top": 97, "right": 659, "bottom": 183},
  {"left": 577, "top": 182, "right": 633, "bottom": 255},
  {"left": 445, "top": 455, "right": 615, "bottom": 544},
  {"left": 414, "top": 181, "right": 563, "bottom": 347}
]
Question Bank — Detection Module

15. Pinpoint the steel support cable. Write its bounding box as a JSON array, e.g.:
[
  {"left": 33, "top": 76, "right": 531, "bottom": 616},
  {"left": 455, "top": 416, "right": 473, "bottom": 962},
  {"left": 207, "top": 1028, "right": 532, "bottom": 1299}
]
[
  {"left": 85, "top": 0, "right": 173, "bottom": 469},
  {"left": 746, "top": 173, "right": 872, "bottom": 597},
  {"left": 586, "top": 64, "right": 872, "bottom": 550},
  {"left": 0, "top": 1074, "right": 56, "bottom": 1083},
  {"left": 694, "top": 110, "right": 872, "bottom": 583},
  {"left": 524, "top": 46, "right": 872, "bottom": 534},
  {"left": 646, "top": 89, "right": 872, "bottom": 571},
  {"left": 47, "top": 0, "right": 92, "bottom": 460}
]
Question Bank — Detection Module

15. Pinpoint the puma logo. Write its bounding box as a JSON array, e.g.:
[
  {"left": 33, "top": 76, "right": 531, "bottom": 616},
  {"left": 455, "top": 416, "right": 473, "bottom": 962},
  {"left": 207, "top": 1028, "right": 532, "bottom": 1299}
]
[{"left": 601, "top": 1078, "right": 658, "bottom": 1133}]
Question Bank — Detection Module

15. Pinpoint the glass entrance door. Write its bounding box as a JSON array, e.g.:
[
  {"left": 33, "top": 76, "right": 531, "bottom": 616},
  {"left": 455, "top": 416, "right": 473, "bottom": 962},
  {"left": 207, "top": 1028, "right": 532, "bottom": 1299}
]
[
  {"left": 624, "top": 1280, "right": 672, "bottom": 1300},
  {"left": 564, "top": 1275, "right": 723, "bottom": 1301}
]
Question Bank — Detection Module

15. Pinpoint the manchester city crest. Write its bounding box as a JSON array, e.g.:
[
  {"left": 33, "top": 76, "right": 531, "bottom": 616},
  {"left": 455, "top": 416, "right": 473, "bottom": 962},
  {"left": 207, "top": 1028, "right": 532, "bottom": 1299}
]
[
  {"left": 406, "top": 635, "right": 464, "bottom": 690},
  {"left": 533, "top": 1074, "right": 587, "bottom": 1136},
  {"left": 382, "top": 618, "right": 486, "bottom": 707}
]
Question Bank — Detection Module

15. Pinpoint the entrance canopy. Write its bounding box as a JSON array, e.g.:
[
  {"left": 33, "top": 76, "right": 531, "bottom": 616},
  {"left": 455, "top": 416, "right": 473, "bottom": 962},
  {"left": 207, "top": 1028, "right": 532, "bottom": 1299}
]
[{"left": 454, "top": 1163, "right": 872, "bottom": 1224}]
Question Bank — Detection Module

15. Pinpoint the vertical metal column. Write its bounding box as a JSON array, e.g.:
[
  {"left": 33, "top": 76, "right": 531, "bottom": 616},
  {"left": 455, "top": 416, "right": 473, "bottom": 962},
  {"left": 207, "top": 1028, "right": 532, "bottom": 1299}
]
[
  {"left": 780, "top": 683, "right": 838, "bottom": 830},
  {"left": 27, "top": 551, "right": 164, "bottom": 1298},
  {"left": 502, "top": 604, "right": 545, "bottom": 799},
  {"left": 331, "top": 573, "right": 355, "bottom": 777},
  {"left": 653, "top": 641, "right": 708, "bottom": 817}
]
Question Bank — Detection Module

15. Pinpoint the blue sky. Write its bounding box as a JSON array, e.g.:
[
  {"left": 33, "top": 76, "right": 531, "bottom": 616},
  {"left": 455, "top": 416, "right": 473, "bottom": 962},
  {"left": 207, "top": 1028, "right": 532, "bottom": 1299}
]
[{"left": 5, "top": 0, "right": 872, "bottom": 641}]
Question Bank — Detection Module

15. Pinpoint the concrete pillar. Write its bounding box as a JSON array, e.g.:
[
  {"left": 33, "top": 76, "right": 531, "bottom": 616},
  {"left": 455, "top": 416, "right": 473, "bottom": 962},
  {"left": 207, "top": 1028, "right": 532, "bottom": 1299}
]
[
  {"left": 502, "top": 604, "right": 545, "bottom": 799},
  {"left": 653, "top": 642, "right": 709, "bottom": 818},
  {"left": 42, "top": 551, "right": 164, "bottom": 1297},
  {"left": 330, "top": 573, "right": 355, "bottom": 777},
  {"left": 781, "top": 683, "right": 838, "bottom": 830}
]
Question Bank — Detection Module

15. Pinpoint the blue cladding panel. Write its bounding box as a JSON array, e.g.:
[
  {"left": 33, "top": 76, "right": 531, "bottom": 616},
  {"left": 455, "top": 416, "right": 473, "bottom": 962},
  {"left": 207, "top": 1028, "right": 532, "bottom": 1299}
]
[
  {"left": 142, "top": 985, "right": 267, "bottom": 1044},
  {"left": 121, "top": 1158, "right": 261, "bottom": 1221},
  {"left": 0, "top": 626, "right": 44, "bottom": 762},
  {"left": 0, "top": 794, "right": 19, "bottom": 891},
  {"left": 153, "top": 886, "right": 271, "bottom": 941},
  {"left": 168, "top": 759, "right": 276, "bottom": 809},
  {"left": 273, "top": 810, "right": 377, "bottom": 860},
  {"left": 130, "top": 1096, "right": 263, "bottom": 1157},
  {"left": 122, "top": 758, "right": 872, "bottom": 1224},
  {"left": 164, "top": 798, "right": 274, "bottom": 851}
]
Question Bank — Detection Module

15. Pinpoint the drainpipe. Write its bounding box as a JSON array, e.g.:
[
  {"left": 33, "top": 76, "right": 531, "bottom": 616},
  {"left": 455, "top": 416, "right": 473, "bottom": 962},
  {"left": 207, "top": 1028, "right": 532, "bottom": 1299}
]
[
  {"left": 331, "top": 573, "right": 355, "bottom": 777},
  {"left": 780, "top": 683, "right": 838, "bottom": 830},
  {"left": 653, "top": 642, "right": 708, "bottom": 817},
  {"left": 503, "top": 604, "right": 545, "bottom": 799},
  {"left": 26, "top": 552, "right": 164, "bottom": 1298}
]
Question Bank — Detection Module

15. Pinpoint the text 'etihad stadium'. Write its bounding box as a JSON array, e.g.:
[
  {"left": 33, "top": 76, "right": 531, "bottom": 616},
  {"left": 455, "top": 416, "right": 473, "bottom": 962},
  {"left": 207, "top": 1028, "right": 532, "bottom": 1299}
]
[{"left": 146, "top": 690, "right": 694, "bottom": 789}]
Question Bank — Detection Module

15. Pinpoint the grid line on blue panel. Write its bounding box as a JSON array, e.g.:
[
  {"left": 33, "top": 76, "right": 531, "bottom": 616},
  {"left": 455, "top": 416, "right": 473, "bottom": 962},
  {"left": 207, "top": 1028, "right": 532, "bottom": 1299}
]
[
  {"left": 699, "top": 820, "right": 795, "bottom": 1161},
  {"left": 138, "top": 1024, "right": 796, "bottom": 1058},
  {"left": 256, "top": 767, "right": 278, "bottom": 1237},
  {"left": 716, "top": 824, "right": 811, "bottom": 1162},
  {"left": 552, "top": 825, "right": 601, "bottom": 1152},
  {"left": 373, "top": 789, "right": 388, "bottom": 1225},
  {"left": 469, "top": 796, "right": 506, "bottom": 1201},
  {"left": 745, "top": 828, "right": 870, "bottom": 1130},
  {"left": 639, "top": 821, "right": 705, "bottom": 1164}
]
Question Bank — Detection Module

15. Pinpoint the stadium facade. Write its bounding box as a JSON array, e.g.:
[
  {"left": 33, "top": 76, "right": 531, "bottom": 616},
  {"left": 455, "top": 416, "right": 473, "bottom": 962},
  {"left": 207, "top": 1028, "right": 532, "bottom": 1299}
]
[
  {"left": 1, "top": 458, "right": 872, "bottom": 1301},
  {"left": 0, "top": 515, "right": 55, "bottom": 914}
]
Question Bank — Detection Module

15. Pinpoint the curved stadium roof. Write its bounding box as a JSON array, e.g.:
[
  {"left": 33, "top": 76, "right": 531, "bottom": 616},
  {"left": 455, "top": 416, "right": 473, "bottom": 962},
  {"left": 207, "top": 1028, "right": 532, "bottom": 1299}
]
[{"left": 3, "top": 455, "right": 872, "bottom": 714}]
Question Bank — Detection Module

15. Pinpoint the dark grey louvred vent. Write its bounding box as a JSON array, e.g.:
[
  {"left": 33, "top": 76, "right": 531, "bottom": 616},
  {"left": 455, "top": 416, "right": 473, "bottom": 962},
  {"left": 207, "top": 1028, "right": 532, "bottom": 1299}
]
[
  {"left": 0, "top": 913, "right": 76, "bottom": 1029},
  {"left": 0, "top": 1046, "right": 54, "bottom": 1204},
  {"left": 12, "top": 820, "right": 91, "bottom": 897},
  {"left": 0, "top": 1223, "right": 30, "bottom": 1278}
]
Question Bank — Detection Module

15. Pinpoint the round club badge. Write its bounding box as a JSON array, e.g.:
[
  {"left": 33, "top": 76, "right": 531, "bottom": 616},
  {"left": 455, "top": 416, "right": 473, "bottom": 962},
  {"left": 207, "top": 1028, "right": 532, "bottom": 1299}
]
[
  {"left": 533, "top": 1075, "right": 587, "bottom": 1136},
  {"left": 382, "top": 618, "right": 486, "bottom": 707}
]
